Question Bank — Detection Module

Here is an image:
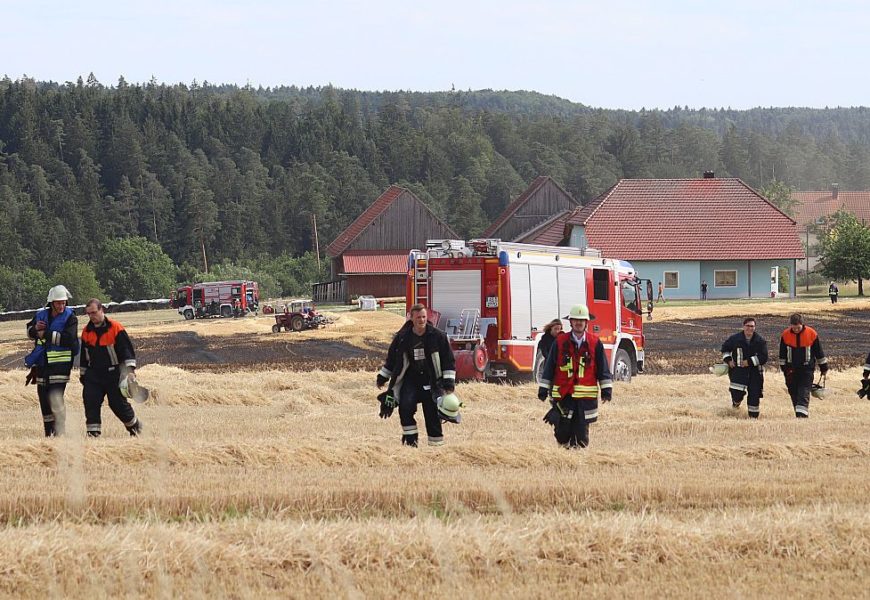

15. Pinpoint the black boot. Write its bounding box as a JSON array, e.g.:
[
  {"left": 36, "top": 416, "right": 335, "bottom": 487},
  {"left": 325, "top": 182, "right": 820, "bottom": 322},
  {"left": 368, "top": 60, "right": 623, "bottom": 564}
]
[
  {"left": 402, "top": 433, "right": 418, "bottom": 447},
  {"left": 87, "top": 431, "right": 101, "bottom": 438},
  {"left": 43, "top": 422, "right": 56, "bottom": 437},
  {"left": 126, "top": 419, "right": 143, "bottom": 437}
]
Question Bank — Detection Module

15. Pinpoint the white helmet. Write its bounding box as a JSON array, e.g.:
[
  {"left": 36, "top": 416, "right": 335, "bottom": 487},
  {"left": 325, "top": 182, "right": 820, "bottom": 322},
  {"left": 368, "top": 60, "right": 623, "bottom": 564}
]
[
  {"left": 437, "top": 392, "right": 462, "bottom": 424},
  {"left": 119, "top": 376, "right": 149, "bottom": 403},
  {"left": 564, "top": 304, "right": 595, "bottom": 321},
  {"left": 47, "top": 285, "right": 72, "bottom": 303},
  {"left": 710, "top": 363, "right": 729, "bottom": 376}
]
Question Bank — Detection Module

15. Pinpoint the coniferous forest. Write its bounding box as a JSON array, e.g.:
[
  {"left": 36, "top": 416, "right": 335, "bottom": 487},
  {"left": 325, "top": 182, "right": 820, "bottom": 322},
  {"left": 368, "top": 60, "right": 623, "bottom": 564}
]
[{"left": 2, "top": 74, "right": 870, "bottom": 307}]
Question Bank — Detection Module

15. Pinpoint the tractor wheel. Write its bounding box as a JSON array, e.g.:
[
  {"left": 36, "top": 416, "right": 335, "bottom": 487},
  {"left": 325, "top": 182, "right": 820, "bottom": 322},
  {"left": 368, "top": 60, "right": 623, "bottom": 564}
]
[
  {"left": 220, "top": 305, "right": 233, "bottom": 318},
  {"left": 613, "top": 348, "right": 633, "bottom": 383},
  {"left": 271, "top": 324, "right": 281, "bottom": 333},
  {"left": 290, "top": 315, "right": 305, "bottom": 332},
  {"left": 183, "top": 309, "right": 194, "bottom": 320}
]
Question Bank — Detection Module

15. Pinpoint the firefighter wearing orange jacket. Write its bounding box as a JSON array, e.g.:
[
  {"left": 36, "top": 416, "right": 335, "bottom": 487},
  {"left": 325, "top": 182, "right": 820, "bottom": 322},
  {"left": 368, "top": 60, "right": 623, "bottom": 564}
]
[
  {"left": 538, "top": 305, "right": 613, "bottom": 448},
  {"left": 79, "top": 299, "right": 143, "bottom": 437},
  {"left": 779, "top": 313, "right": 828, "bottom": 418}
]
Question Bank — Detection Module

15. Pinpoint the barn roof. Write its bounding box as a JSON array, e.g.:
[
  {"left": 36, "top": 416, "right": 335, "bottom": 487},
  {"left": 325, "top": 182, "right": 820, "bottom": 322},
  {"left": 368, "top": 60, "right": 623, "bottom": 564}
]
[
  {"left": 482, "top": 176, "right": 578, "bottom": 238},
  {"left": 566, "top": 178, "right": 805, "bottom": 261},
  {"left": 792, "top": 190, "right": 870, "bottom": 227},
  {"left": 326, "top": 186, "right": 405, "bottom": 257},
  {"left": 514, "top": 209, "right": 572, "bottom": 245},
  {"left": 341, "top": 250, "right": 409, "bottom": 275}
]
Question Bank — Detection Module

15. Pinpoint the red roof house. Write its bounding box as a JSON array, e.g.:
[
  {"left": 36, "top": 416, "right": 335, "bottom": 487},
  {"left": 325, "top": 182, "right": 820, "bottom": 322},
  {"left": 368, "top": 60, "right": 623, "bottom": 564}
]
[
  {"left": 792, "top": 186, "right": 870, "bottom": 228},
  {"left": 318, "top": 185, "right": 457, "bottom": 302},
  {"left": 555, "top": 177, "right": 804, "bottom": 298}
]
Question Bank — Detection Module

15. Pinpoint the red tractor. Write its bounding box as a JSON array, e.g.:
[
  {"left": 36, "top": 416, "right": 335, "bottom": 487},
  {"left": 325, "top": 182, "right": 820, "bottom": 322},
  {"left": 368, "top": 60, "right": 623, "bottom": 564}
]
[{"left": 271, "top": 300, "right": 329, "bottom": 333}]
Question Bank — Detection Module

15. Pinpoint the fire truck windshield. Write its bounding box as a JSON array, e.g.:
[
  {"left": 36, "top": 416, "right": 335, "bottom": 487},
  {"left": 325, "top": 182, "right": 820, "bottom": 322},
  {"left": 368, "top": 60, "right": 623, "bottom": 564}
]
[{"left": 622, "top": 280, "right": 641, "bottom": 314}]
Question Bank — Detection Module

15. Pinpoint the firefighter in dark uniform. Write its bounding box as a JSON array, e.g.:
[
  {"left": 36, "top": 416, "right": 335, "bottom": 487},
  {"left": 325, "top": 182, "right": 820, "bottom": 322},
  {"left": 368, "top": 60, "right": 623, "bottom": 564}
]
[
  {"left": 25, "top": 285, "right": 78, "bottom": 436},
  {"left": 720, "top": 317, "right": 768, "bottom": 418},
  {"left": 538, "top": 304, "right": 613, "bottom": 448},
  {"left": 858, "top": 352, "right": 870, "bottom": 399},
  {"left": 79, "top": 298, "right": 143, "bottom": 437},
  {"left": 377, "top": 304, "right": 456, "bottom": 447},
  {"left": 779, "top": 313, "right": 828, "bottom": 418}
]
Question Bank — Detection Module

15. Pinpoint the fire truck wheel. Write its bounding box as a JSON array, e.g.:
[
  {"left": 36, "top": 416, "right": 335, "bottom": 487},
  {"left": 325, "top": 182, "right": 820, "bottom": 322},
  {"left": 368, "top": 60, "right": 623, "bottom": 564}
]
[
  {"left": 290, "top": 315, "right": 305, "bottom": 332},
  {"left": 271, "top": 324, "right": 281, "bottom": 333},
  {"left": 183, "top": 309, "right": 194, "bottom": 320},
  {"left": 613, "top": 348, "right": 633, "bottom": 383},
  {"left": 473, "top": 345, "right": 488, "bottom": 372}
]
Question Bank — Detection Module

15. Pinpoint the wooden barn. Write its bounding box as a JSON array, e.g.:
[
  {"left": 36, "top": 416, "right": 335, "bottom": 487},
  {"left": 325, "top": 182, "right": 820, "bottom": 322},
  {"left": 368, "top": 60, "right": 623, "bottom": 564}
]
[
  {"left": 316, "top": 186, "right": 457, "bottom": 302},
  {"left": 482, "top": 176, "right": 579, "bottom": 242}
]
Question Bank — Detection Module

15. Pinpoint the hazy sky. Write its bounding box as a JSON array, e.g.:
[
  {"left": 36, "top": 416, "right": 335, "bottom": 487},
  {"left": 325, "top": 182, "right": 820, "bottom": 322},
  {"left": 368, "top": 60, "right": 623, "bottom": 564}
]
[{"left": 6, "top": 0, "right": 868, "bottom": 110}]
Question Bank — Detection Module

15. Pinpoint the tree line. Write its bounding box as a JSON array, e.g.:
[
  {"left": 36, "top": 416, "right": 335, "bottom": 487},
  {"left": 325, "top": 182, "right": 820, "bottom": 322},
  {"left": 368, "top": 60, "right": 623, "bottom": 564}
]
[{"left": 2, "top": 74, "right": 870, "bottom": 309}]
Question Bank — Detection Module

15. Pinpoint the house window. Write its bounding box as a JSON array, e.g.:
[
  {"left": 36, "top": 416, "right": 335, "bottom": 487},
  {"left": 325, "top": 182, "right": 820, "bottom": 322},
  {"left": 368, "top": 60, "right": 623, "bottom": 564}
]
[
  {"left": 663, "top": 271, "right": 679, "bottom": 289},
  {"left": 714, "top": 270, "right": 737, "bottom": 287}
]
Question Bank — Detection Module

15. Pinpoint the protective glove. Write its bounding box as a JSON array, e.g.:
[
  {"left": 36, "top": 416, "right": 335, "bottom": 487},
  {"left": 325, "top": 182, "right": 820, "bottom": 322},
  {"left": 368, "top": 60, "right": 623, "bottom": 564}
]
[
  {"left": 601, "top": 387, "right": 612, "bottom": 402},
  {"left": 819, "top": 363, "right": 829, "bottom": 375},
  {"left": 25, "top": 368, "right": 37, "bottom": 386},
  {"left": 724, "top": 358, "right": 734, "bottom": 369},
  {"left": 376, "top": 374, "right": 389, "bottom": 388},
  {"left": 378, "top": 390, "right": 396, "bottom": 419},
  {"left": 542, "top": 406, "right": 561, "bottom": 426},
  {"left": 537, "top": 386, "right": 549, "bottom": 401}
]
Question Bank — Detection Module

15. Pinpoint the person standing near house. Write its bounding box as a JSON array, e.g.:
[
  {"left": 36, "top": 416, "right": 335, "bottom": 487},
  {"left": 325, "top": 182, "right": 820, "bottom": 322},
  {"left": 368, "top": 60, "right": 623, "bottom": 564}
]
[
  {"left": 720, "top": 317, "right": 768, "bottom": 418},
  {"left": 538, "top": 305, "right": 613, "bottom": 448},
  {"left": 828, "top": 281, "right": 839, "bottom": 304},
  {"left": 656, "top": 281, "right": 666, "bottom": 303},
  {"left": 25, "top": 285, "right": 78, "bottom": 437},
  {"left": 701, "top": 280, "right": 708, "bottom": 301},
  {"left": 779, "top": 313, "right": 828, "bottom": 418},
  {"left": 376, "top": 304, "right": 456, "bottom": 447}
]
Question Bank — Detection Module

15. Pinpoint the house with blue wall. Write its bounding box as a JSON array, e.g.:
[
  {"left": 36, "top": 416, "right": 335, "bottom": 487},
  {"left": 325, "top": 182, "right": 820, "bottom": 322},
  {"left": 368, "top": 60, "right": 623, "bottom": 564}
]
[{"left": 515, "top": 175, "right": 805, "bottom": 300}]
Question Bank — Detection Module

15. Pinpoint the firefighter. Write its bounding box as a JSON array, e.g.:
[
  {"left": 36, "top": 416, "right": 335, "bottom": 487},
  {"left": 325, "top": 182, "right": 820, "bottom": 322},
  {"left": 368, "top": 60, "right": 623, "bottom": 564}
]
[
  {"left": 79, "top": 298, "right": 143, "bottom": 437},
  {"left": 538, "top": 304, "right": 613, "bottom": 448},
  {"left": 25, "top": 285, "right": 78, "bottom": 437},
  {"left": 779, "top": 313, "right": 828, "bottom": 418},
  {"left": 857, "top": 351, "right": 870, "bottom": 399},
  {"left": 720, "top": 317, "right": 768, "bottom": 418},
  {"left": 376, "top": 303, "right": 456, "bottom": 447}
]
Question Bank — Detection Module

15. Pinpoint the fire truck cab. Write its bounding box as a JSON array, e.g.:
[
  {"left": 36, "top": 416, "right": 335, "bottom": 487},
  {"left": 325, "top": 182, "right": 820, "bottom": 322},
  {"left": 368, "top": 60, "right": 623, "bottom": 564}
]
[
  {"left": 171, "top": 280, "right": 260, "bottom": 320},
  {"left": 406, "top": 239, "right": 650, "bottom": 382}
]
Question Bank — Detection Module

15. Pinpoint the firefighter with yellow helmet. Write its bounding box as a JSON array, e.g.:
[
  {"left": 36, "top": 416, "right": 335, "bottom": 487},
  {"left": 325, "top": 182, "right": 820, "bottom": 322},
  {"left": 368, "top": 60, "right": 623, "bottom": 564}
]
[{"left": 537, "top": 304, "right": 613, "bottom": 448}]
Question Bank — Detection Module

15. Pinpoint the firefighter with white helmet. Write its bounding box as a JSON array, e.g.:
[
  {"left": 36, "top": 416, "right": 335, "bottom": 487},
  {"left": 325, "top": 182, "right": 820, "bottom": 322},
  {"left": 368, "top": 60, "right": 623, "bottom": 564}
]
[
  {"left": 720, "top": 317, "right": 768, "bottom": 418},
  {"left": 24, "top": 285, "right": 78, "bottom": 436},
  {"left": 537, "top": 304, "right": 613, "bottom": 448},
  {"left": 79, "top": 298, "right": 143, "bottom": 437},
  {"left": 376, "top": 303, "right": 456, "bottom": 447}
]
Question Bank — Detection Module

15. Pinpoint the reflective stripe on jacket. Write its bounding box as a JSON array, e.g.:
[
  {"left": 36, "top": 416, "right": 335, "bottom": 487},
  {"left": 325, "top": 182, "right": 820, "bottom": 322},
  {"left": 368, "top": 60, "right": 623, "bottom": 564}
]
[
  {"left": 778, "top": 325, "right": 826, "bottom": 370},
  {"left": 541, "top": 331, "right": 613, "bottom": 400}
]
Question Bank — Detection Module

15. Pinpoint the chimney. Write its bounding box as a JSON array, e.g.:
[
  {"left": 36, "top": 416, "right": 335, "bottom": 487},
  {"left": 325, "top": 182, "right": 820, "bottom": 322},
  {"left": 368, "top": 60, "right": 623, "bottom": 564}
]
[
  {"left": 703, "top": 171, "right": 715, "bottom": 179},
  {"left": 831, "top": 183, "right": 839, "bottom": 199}
]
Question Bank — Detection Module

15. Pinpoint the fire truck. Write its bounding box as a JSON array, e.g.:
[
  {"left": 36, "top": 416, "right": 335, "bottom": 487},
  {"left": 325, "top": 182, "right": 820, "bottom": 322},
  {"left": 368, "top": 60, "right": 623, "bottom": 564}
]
[
  {"left": 171, "top": 280, "right": 260, "bottom": 320},
  {"left": 406, "top": 240, "right": 652, "bottom": 382}
]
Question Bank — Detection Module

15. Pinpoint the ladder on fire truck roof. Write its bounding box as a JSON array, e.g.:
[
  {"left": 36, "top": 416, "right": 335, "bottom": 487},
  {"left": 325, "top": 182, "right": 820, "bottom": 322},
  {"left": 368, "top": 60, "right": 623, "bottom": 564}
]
[{"left": 413, "top": 251, "right": 429, "bottom": 305}]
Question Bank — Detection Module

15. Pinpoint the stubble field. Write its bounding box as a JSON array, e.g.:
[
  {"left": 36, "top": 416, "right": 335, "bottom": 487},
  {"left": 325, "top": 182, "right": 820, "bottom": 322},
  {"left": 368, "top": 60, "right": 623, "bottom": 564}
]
[{"left": 0, "top": 299, "right": 869, "bottom": 598}]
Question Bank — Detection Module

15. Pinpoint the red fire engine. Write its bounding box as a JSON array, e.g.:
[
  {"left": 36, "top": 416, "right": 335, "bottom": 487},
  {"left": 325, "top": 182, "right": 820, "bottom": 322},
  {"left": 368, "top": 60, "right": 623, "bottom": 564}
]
[
  {"left": 171, "top": 280, "right": 260, "bottom": 319},
  {"left": 406, "top": 240, "right": 652, "bottom": 382}
]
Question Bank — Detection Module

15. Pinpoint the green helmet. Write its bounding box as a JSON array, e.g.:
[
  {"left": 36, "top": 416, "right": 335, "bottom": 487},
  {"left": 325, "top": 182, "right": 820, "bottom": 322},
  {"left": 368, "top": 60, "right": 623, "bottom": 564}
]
[
  {"left": 119, "top": 376, "right": 149, "bottom": 403},
  {"left": 710, "top": 363, "right": 729, "bottom": 376},
  {"left": 437, "top": 392, "right": 462, "bottom": 424},
  {"left": 810, "top": 383, "right": 828, "bottom": 400},
  {"left": 564, "top": 304, "right": 594, "bottom": 321}
]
